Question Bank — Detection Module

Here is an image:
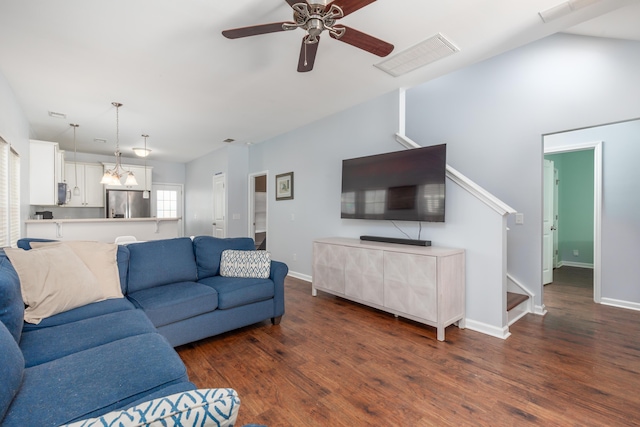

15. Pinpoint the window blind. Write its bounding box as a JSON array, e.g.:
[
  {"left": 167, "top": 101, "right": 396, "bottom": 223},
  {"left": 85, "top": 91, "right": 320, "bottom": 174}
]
[{"left": 9, "top": 146, "right": 20, "bottom": 247}]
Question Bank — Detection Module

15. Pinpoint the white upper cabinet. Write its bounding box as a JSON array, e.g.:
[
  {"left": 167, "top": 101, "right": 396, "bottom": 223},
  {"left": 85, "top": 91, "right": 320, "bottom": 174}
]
[
  {"left": 64, "top": 162, "right": 105, "bottom": 207},
  {"left": 30, "top": 140, "right": 64, "bottom": 206}
]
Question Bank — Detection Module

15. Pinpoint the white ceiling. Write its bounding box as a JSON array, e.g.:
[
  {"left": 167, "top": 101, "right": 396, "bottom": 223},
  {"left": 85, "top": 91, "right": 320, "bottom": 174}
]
[{"left": 1, "top": 0, "right": 639, "bottom": 163}]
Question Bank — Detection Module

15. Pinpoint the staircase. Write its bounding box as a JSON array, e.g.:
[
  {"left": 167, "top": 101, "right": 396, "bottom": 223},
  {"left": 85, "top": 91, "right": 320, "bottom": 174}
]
[{"left": 507, "top": 291, "right": 530, "bottom": 325}]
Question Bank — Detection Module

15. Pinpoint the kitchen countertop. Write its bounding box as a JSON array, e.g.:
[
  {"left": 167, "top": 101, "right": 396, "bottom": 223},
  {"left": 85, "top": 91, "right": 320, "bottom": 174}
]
[{"left": 25, "top": 217, "right": 181, "bottom": 223}]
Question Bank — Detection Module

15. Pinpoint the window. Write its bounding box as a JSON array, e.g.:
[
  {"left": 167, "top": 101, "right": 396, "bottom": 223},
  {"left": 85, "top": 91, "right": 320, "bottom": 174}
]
[
  {"left": 156, "top": 189, "right": 177, "bottom": 218},
  {"left": 0, "top": 137, "right": 20, "bottom": 247}
]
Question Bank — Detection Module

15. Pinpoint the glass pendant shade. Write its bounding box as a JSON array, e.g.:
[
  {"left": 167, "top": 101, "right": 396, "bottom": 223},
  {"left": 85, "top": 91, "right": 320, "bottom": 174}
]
[
  {"left": 73, "top": 186, "right": 81, "bottom": 196},
  {"left": 124, "top": 171, "right": 138, "bottom": 186}
]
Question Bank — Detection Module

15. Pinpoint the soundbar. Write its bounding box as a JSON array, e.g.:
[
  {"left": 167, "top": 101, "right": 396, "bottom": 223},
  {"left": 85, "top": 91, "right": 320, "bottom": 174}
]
[{"left": 360, "top": 235, "right": 431, "bottom": 247}]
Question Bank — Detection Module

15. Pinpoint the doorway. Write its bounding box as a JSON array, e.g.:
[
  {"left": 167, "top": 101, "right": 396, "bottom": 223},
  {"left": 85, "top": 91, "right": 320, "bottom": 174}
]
[
  {"left": 543, "top": 141, "right": 602, "bottom": 303},
  {"left": 248, "top": 171, "right": 268, "bottom": 250},
  {"left": 151, "top": 182, "right": 184, "bottom": 237}
]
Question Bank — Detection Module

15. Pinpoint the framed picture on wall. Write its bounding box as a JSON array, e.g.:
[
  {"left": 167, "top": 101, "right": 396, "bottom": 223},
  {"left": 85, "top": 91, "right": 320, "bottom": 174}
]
[{"left": 275, "top": 172, "right": 294, "bottom": 201}]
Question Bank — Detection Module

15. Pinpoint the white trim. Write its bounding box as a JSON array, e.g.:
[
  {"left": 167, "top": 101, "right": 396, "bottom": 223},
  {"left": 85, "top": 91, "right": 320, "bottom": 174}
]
[
  {"left": 543, "top": 140, "right": 602, "bottom": 304},
  {"left": 464, "top": 318, "right": 511, "bottom": 340},
  {"left": 288, "top": 271, "right": 312, "bottom": 282},
  {"left": 446, "top": 165, "right": 517, "bottom": 216},
  {"left": 600, "top": 298, "right": 640, "bottom": 312},
  {"left": 558, "top": 261, "right": 593, "bottom": 269},
  {"left": 533, "top": 304, "right": 548, "bottom": 316}
]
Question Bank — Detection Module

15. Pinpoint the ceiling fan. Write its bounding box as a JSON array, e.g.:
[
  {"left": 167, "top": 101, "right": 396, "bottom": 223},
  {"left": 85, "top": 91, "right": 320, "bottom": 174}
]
[{"left": 222, "top": 0, "right": 394, "bottom": 72}]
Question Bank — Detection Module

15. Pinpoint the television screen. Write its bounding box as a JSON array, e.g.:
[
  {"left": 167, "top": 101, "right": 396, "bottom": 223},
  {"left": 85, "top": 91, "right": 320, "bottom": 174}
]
[{"left": 341, "top": 144, "right": 446, "bottom": 222}]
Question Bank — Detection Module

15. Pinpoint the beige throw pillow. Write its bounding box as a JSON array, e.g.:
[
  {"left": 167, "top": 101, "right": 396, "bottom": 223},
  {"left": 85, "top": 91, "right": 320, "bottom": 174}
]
[
  {"left": 31, "top": 241, "right": 123, "bottom": 299},
  {"left": 5, "top": 245, "right": 105, "bottom": 324}
]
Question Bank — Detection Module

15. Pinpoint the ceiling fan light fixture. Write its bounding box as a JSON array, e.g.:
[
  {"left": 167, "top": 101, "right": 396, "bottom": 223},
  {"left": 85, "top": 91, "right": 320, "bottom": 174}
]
[{"left": 375, "top": 33, "right": 459, "bottom": 77}]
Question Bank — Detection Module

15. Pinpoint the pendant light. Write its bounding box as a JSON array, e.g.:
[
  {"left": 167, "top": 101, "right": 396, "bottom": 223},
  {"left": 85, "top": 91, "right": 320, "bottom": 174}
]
[
  {"left": 100, "top": 102, "right": 138, "bottom": 186},
  {"left": 70, "top": 123, "right": 81, "bottom": 196},
  {"left": 141, "top": 134, "right": 150, "bottom": 199}
]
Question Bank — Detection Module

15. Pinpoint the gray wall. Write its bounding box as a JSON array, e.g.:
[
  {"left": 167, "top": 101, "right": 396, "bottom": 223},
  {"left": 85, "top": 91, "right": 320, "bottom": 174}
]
[
  {"left": 545, "top": 120, "right": 640, "bottom": 305},
  {"left": 406, "top": 33, "right": 640, "bottom": 308},
  {"left": 0, "top": 69, "right": 30, "bottom": 240},
  {"left": 184, "top": 144, "right": 248, "bottom": 237}
]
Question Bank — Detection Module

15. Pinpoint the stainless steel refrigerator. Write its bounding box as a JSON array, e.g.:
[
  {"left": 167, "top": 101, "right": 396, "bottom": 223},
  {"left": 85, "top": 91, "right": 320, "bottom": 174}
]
[{"left": 106, "top": 190, "right": 151, "bottom": 218}]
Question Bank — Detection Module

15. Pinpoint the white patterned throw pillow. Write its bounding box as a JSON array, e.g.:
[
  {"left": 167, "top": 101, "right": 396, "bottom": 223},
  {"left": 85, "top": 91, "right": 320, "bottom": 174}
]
[
  {"left": 220, "top": 250, "right": 271, "bottom": 279},
  {"left": 61, "top": 388, "right": 240, "bottom": 427}
]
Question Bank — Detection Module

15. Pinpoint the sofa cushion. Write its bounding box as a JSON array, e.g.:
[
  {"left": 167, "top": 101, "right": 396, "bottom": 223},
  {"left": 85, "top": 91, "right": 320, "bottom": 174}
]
[
  {"left": 2, "top": 333, "right": 191, "bottom": 427},
  {"left": 0, "top": 253, "right": 24, "bottom": 342},
  {"left": 220, "top": 249, "right": 271, "bottom": 279},
  {"left": 30, "top": 241, "right": 123, "bottom": 300},
  {"left": 61, "top": 388, "right": 240, "bottom": 427},
  {"left": 198, "top": 276, "right": 274, "bottom": 310},
  {"left": 0, "top": 322, "right": 24, "bottom": 422},
  {"left": 4, "top": 245, "right": 105, "bottom": 325},
  {"left": 21, "top": 297, "right": 136, "bottom": 332},
  {"left": 193, "top": 236, "right": 255, "bottom": 280},
  {"left": 20, "top": 309, "right": 157, "bottom": 367},
  {"left": 127, "top": 237, "right": 198, "bottom": 293},
  {"left": 127, "top": 281, "right": 218, "bottom": 328}
]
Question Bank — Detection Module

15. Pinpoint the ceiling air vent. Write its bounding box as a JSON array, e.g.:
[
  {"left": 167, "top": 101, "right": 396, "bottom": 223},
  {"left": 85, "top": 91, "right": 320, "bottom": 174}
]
[
  {"left": 48, "top": 111, "right": 67, "bottom": 119},
  {"left": 375, "top": 33, "right": 459, "bottom": 77},
  {"left": 223, "top": 138, "right": 235, "bottom": 143}
]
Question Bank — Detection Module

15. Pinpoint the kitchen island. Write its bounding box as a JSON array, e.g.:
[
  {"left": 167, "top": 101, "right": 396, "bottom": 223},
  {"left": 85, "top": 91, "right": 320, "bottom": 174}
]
[{"left": 25, "top": 217, "right": 182, "bottom": 243}]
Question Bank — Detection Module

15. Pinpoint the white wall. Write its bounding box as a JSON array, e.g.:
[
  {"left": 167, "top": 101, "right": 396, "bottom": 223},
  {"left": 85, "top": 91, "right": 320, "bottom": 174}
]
[
  {"left": 545, "top": 120, "right": 640, "bottom": 306},
  {"left": 0, "top": 69, "right": 30, "bottom": 239},
  {"left": 406, "top": 33, "right": 640, "bottom": 309}
]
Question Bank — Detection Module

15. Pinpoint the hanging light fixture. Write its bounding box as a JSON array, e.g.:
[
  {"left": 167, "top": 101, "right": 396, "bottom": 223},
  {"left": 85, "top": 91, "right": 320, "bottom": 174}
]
[
  {"left": 70, "top": 123, "right": 81, "bottom": 196},
  {"left": 141, "top": 134, "right": 150, "bottom": 199},
  {"left": 100, "top": 102, "right": 138, "bottom": 186}
]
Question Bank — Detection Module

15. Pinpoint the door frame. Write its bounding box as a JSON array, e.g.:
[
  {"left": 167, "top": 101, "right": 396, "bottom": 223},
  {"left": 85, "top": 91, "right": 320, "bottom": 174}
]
[
  {"left": 544, "top": 141, "right": 602, "bottom": 303},
  {"left": 248, "top": 170, "right": 269, "bottom": 249}
]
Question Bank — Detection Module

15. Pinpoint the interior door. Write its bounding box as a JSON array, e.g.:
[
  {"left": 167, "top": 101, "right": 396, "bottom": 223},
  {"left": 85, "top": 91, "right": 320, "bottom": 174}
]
[
  {"left": 543, "top": 159, "right": 555, "bottom": 285},
  {"left": 251, "top": 174, "right": 267, "bottom": 249},
  {"left": 212, "top": 173, "right": 226, "bottom": 238}
]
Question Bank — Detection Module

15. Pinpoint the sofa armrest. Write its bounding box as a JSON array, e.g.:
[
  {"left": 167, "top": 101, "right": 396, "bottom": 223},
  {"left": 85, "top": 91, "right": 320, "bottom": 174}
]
[
  {"left": 61, "top": 388, "right": 240, "bottom": 427},
  {"left": 270, "top": 260, "right": 288, "bottom": 319}
]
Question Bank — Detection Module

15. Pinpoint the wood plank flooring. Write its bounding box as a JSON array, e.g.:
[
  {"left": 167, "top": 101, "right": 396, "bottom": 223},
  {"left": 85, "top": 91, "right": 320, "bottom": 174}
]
[{"left": 176, "top": 267, "right": 640, "bottom": 426}]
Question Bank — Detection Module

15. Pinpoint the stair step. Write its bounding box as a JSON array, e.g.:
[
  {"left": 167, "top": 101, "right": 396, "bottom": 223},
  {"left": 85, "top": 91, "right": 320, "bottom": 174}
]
[{"left": 507, "top": 292, "right": 529, "bottom": 311}]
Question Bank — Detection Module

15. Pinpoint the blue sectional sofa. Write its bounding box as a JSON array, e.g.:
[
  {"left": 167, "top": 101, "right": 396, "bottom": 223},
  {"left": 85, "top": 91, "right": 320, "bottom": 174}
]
[{"left": 0, "top": 236, "right": 287, "bottom": 426}]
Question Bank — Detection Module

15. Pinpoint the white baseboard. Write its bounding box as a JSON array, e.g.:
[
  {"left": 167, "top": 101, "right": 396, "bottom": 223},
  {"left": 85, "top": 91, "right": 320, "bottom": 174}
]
[
  {"left": 464, "top": 318, "right": 511, "bottom": 340},
  {"left": 287, "top": 271, "right": 312, "bottom": 283},
  {"left": 600, "top": 297, "right": 640, "bottom": 312},
  {"left": 558, "top": 261, "right": 593, "bottom": 269}
]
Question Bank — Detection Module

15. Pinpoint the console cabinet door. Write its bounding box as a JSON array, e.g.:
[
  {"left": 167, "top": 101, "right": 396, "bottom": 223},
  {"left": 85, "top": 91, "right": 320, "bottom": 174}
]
[
  {"left": 344, "top": 247, "right": 384, "bottom": 306},
  {"left": 313, "top": 242, "right": 346, "bottom": 294},
  {"left": 383, "top": 252, "right": 437, "bottom": 321}
]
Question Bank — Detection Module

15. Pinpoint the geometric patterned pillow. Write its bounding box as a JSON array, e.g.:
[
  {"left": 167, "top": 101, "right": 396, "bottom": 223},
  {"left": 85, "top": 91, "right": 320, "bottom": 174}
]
[
  {"left": 220, "top": 250, "right": 271, "bottom": 279},
  {"left": 60, "top": 388, "right": 240, "bottom": 427}
]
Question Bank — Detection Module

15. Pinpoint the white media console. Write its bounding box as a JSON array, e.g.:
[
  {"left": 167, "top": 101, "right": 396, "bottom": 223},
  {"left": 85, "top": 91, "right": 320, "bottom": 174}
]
[{"left": 312, "top": 237, "right": 465, "bottom": 341}]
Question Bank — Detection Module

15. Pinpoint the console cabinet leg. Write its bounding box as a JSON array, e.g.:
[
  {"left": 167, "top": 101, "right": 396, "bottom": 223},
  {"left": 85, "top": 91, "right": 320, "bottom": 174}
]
[
  {"left": 437, "top": 327, "right": 445, "bottom": 341},
  {"left": 312, "top": 286, "right": 317, "bottom": 297}
]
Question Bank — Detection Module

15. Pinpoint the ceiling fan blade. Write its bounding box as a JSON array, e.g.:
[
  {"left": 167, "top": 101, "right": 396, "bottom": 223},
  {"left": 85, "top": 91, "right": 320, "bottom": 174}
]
[
  {"left": 285, "top": 0, "right": 302, "bottom": 7},
  {"left": 327, "top": 0, "right": 375, "bottom": 17},
  {"left": 331, "top": 25, "right": 393, "bottom": 57},
  {"left": 297, "top": 37, "right": 320, "bottom": 72},
  {"left": 222, "top": 22, "right": 291, "bottom": 39}
]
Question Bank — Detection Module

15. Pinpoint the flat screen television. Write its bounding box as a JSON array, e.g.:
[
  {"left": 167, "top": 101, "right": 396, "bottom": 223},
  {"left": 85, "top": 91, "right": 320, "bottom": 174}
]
[{"left": 341, "top": 144, "right": 446, "bottom": 222}]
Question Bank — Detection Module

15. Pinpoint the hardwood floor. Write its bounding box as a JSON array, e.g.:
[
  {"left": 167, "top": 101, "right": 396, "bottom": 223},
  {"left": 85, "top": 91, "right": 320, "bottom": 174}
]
[{"left": 177, "top": 268, "right": 640, "bottom": 426}]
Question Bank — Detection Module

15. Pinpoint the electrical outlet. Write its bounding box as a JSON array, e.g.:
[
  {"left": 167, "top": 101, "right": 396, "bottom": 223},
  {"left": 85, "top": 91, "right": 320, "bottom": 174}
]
[
  {"left": 292, "top": 253, "right": 297, "bottom": 261},
  {"left": 515, "top": 213, "right": 524, "bottom": 225},
  {"left": 290, "top": 213, "right": 295, "bottom": 221},
  {"left": 573, "top": 249, "right": 579, "bottom": 257}
]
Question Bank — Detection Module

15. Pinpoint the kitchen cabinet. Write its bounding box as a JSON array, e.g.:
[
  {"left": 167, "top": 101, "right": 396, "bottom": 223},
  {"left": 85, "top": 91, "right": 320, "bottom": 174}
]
[
  {"left": 102, "top": 163, "right": 152, "bottom": 191},
  {"left": 29, "top": 140, "right": 64, "bottom": 205},
  {"left": 64, "top": 162, "right": 105, "bottom": 207}
]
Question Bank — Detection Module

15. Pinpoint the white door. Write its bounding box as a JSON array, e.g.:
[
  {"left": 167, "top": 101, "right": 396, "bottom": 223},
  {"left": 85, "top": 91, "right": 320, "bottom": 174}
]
[
  {"left": 152, "top": 183, "right": 184, "bottom": 237},
  {"left": 543, "top": 159, "right": 555, "bottom": 285},
  {"left": 212, "top": 174, "right": 226, "bottom": 238}
]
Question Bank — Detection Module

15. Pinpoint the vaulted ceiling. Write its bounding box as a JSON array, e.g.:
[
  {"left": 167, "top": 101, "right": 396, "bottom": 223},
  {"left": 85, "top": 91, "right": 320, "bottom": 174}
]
[{"left": 1, "top": 0, "right": 638, "bottom": 162}]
